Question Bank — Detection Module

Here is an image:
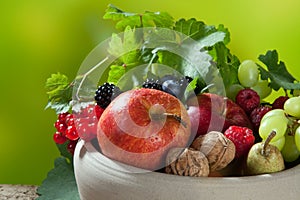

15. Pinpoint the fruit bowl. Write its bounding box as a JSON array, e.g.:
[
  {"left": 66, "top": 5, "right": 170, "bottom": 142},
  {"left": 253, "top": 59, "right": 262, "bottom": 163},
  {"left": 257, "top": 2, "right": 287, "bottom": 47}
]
[
  {"left": 74, "top": 139, "right": 300, "bottom": 200},
  {"left": 43, "top": 4, "right": 300, "bottom": 200}
]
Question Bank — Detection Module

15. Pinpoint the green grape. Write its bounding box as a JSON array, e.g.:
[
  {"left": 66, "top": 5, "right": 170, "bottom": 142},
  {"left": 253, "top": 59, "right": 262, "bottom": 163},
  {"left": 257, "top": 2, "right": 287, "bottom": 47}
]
[
  {"left": 238, "top": 60, "right": 259, "bottom": 87},
  {"left": 295, "top": 126, "right": 300, "bottom": 151},
  {"left": 226, "top": 84, "right": 244, "bottom": 100},
  {"left": 268, "top": 136, "right": 285, "bottom": 151},
  {"left": 281, "top": 134, "right": 300, "bottom": 162},
  {"left": 251, "top": 80, "right": 272, "bottom": 99},
  {"left": 284, "top": 96, "right": 300, "bottom": 118},
  {"left": 260, "top": 109, "right": 286, "bottom": 124},
  {"left": 259, "top": 115, "right": 288, "bottom": 141}
]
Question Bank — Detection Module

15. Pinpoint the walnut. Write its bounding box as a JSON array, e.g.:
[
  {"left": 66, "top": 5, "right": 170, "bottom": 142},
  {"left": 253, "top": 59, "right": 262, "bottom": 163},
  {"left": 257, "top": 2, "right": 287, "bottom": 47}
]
[
  {"left": 191, "top": 131, "right": 236, "bottom": 171},
  {"left": 165, "top": 147, "right": 210, "bottom": 177}
]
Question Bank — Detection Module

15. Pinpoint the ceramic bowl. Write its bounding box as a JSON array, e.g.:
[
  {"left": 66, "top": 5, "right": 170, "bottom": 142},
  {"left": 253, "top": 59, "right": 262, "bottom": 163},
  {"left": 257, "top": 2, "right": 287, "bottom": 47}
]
[{"left": 74, "top": 139, "right": 300, "bottom": 200}]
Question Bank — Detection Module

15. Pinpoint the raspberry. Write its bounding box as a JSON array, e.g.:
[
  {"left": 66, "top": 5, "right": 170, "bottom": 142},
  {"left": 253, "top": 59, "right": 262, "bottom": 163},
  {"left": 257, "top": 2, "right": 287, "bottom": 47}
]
[
  {"left": 94, "top": 104, "right": 104, "bottom": 119},
  {"left": 235, "top": 88, "right": 260, "bottom": 114},
  {"left": 250, "top": 106, "right": 272, "bottom": 132},
  {"left": 142, "top": 78, "right": 163, "bottom": 91},
  {"left": 94, "top": 82, "right": 121, "bottom": 109},
  {"left": 224, "top": 126, "right": 255, "bottom": 158},
  {"left": 272, "top": 96, "right": 289, "bottom": 109}
]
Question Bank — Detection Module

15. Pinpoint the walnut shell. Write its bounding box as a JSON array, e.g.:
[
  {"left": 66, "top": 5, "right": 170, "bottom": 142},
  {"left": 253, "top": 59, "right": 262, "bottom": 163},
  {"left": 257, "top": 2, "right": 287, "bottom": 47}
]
[
  {"left": 191, "top": 131, "right": 235, "bottom": 171},
  {"left": 165, "top": 148, "right": 210, "bottom": 177}
]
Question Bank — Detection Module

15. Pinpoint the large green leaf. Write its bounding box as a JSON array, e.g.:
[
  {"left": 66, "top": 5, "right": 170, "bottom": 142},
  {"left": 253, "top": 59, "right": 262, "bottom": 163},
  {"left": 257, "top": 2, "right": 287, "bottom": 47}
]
[
  {"left": 36, "top": 157, "right": 80, "bottom": 200},
  {"left": 258, "top": 50, "right": 300, "bottom": 90}
]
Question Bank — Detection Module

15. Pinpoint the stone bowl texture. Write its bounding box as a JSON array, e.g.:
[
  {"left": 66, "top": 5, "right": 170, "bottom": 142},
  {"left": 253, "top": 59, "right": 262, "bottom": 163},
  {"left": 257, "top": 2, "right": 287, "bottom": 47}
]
[{"left": 74, "top": 139, "right": 300, "bottom": 200}]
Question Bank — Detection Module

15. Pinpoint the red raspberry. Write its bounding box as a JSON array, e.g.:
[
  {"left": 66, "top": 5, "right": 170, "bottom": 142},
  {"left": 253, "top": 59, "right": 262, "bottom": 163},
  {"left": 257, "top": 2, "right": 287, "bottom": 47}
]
[
  {"left": 235, "top": 88, "right": 260, "bottom": 114},
  {"left": 272, "top": 96, "right": 289, "bottom": 109},
  {"left": 224, "top": 126, "right": 255, "bottom": 158},
  {"left": 250, "top": 106, "right": 272, "bottom": 132},
  {"left": 94, "top": 104, "right": 104, "bottom": 119}
]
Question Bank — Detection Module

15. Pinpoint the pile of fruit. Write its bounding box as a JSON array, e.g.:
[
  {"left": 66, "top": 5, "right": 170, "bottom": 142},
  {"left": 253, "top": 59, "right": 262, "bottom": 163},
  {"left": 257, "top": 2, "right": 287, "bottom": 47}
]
[{"left": 45, "top": 4, "right": 300, "bottom": 177}]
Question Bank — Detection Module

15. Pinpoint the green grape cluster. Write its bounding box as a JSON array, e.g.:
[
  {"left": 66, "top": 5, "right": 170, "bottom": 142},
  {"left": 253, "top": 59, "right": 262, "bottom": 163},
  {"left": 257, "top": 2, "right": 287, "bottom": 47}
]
[
  {"left": 227, "top": 59, "right": 272, "bottom": 100},
  {"left": 259, "top": 97, "right": 300, "bottom": 162}
]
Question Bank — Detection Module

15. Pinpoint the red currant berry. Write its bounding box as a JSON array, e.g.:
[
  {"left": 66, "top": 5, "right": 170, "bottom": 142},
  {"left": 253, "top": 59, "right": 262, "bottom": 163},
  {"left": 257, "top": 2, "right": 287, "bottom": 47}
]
[
  {"left": 53, "top": 132, "right": 67, "bottom": 144},
  {"left": 58, "top": 112, "right": 69, "bottom": 123},
  {"left": 54, "top": 120, "right": 61, "bottom": 130},
  {"left": 54, "top": 121, "right": 67, "bottom": 134},
  {"left": 65, "top": 114, "right": 75, "bottom": 126},
  {"left": 67, "top": 140, "right": 78, "bottom": 155},
  {"left": 65, "top": 125, "right": 79, "bottom": 141}
]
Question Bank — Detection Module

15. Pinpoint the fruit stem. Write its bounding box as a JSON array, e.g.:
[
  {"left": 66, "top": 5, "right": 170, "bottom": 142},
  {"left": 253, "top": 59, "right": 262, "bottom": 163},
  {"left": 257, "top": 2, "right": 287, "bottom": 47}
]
[
  {"left": 151, "top": 112, "right": 187, "bottom": 128},
  {"left": 262, "top": 130, "right": 276, "bottom": 156},
  {"left": 163, "top": 113, "right": 187, "bottom": 128}
]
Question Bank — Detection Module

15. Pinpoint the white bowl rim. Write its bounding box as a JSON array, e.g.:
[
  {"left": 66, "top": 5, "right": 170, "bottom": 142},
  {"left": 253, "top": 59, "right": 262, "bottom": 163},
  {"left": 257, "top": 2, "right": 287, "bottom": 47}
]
[{"left": 77, "top": 139, "right": 300, "bottom": 184}]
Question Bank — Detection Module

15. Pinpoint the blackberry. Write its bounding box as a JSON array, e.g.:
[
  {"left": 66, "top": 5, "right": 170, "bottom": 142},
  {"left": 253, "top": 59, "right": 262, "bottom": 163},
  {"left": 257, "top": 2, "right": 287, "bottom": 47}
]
[
  {"left": 142, "top": 78, "right": 162, "bottom": 90},
  {"left": 184, "top": 76, "right": 193, "bottom": 83},
  {"left": 94, "top": 83, "right": 121, "bottom": 109}
]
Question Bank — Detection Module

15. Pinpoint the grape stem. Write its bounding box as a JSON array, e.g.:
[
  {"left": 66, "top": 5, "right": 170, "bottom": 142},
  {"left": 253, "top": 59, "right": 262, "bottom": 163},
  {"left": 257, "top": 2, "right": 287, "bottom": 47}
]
[{"left": 262, "top": 130, "right": 276, "bottom": 156}]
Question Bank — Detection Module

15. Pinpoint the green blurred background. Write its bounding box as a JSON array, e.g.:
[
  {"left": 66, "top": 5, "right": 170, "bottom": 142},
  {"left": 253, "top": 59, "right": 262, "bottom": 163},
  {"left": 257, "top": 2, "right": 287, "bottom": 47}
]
[{"left": 1, "top": 0, "right": 300, "bottom": 185}]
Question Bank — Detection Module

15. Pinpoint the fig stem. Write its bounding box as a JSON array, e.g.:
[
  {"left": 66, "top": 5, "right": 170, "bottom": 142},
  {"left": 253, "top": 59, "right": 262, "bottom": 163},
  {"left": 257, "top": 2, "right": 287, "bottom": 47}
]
[{"left": 262, "top": 130, "right": 276, "bottom": 155}]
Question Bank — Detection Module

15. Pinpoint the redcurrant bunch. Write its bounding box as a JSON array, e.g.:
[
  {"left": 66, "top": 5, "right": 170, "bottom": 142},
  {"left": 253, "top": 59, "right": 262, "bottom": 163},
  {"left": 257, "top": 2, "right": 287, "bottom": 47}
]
[{"left": 53, "top": 104, "right": 104, "bottom": 155}]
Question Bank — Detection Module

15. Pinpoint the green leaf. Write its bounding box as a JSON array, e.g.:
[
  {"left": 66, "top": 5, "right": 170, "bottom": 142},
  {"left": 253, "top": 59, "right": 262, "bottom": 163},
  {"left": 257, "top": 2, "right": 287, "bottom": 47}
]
[
  {"left": 107, "top": 26, "right": 142, "bottom": 65},
  {"left": 209, "top": 42, "right": 240, "bottom": 88},
  {"left": 173, "top": 18, "right": 228, "bottom": 48},
  {"left": 103, "top": 4, "right": 174, "bottom": 31},
  {"left": 174, "top": 18, "right": 215, "bottom": 41},
  {"left": 258, "top": 50, "right": 300, "bottom": 90},
  {"left": 142, "top": 11, "right": 174, "bottom": 28},
  {"left": 217, "top": 24, "right": 230, "bottom": 45},
  {"left": 107, "top": 65, "right": 126, "bottom": 84},
  {"left": 36, "top": 157, "right": 80, "bottom": 200},
  {"left": 45, "top": 73, "right": 73, "bottom": 114},
  {"left": 56, "top": 142, "right": 73, "bottom": 163},
  {"left": 45, "top": 101, "right": 71, "bottom": 114},
  {"left": 197, "top": 31, "right": 226, "bottom": 49}
]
